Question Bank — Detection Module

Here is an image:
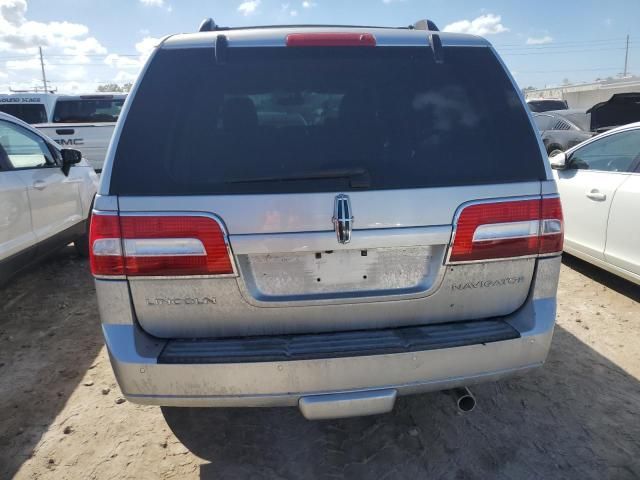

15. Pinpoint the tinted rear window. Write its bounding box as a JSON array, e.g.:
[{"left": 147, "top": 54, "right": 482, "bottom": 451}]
[
  {"left": 53, "top": 98, "right": 124, "bottom": 123},
  {"left": 0, "top": 103, "right": 47, "bottom": 124},
  {"left": 111, "top": 46, "right": 545, "bottom": 195}
]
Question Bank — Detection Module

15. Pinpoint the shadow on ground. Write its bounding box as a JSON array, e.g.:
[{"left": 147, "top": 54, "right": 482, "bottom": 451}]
[
  {"left": 163, "top": 259, "right": 640, "bottom": 479},
  {"left": 0, "top": 247, "right": 102, "bottom": 480},
  {"left": 562, "top": 253, "right": 639, "bottom": 302}
]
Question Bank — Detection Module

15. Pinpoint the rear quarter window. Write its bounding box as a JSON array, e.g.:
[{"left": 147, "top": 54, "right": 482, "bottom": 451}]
[{"left": 110, "top": 45, "right": 546, "bottom": 195}]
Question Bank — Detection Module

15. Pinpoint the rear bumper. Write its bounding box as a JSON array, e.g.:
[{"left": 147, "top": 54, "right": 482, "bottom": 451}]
[
  {"left": 103, "top": 299, "right": 556, "bottom": 407},
  {"left": 102, "top": 257, "right": 560, "bottom": 415}
]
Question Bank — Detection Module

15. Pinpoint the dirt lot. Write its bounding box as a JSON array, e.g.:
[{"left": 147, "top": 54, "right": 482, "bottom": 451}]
[{"left": 0, "top": 248, "right": 639, "bottom": 480}]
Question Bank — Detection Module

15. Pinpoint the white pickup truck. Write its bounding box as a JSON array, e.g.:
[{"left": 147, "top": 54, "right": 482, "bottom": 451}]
[{"left": 0, "top": 93, "right": 126, "bottom": 172}]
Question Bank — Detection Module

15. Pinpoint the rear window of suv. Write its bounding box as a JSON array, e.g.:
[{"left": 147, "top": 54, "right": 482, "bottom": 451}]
[
  {"left": 110, "top": 46, "right": 545, "bottom": 195},
  {"left": 53, "top": 98, "right": 124, "bottom": 123}
]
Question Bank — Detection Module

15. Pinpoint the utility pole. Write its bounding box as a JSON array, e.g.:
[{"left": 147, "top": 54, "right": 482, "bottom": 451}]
[
  {"left": 38, "top": 46, "right": 48, "bottom": 92},
  {"left": 623, "top": 34, "right": 629, "bottom": 77}
]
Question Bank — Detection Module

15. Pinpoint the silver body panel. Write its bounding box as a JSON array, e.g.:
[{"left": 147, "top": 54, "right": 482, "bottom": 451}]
[
  {"left": 113, "top": 182, "right": 545, "bottom": 338},
  {"left": 102, "top": 257, "right": 560, "bottom": 408}
]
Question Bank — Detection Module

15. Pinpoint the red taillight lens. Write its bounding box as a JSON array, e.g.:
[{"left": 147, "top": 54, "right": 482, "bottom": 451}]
[
  {"left": 539, "top": 196, "right": 564, "bottom": 254},
  {"left": 448, "top": 196, "right": 563, "bottom": 263},
  {"left": 89, "top": 214, "right": 234, "bottom": 277},
  {"left": 285, "top": 32, "right": 376, "bottom": 47},
  {"left": 90, "top": 213, "right": 124, "bottom": 276}
]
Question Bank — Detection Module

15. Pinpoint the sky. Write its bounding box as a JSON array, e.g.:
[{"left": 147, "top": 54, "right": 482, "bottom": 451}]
[{"left": 1, "top": 0, "right": 639, "bottom": 93}]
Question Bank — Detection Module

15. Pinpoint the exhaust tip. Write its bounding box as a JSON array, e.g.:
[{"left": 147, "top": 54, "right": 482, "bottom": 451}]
[
  {"left": 457, "top": 394, "right": 476, "bottom": 413},
  {"left": 450, "top": 387, "right": 476, "bottom": 413}
]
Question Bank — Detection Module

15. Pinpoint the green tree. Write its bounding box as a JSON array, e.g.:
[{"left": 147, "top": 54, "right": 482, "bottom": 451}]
[{"left": 95, "top": 82, "right": 133, "bottom": 93}]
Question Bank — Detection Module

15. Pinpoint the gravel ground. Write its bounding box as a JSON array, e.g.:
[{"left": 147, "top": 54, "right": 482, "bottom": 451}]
[{"left": 0, "top": 247, "right": 639, "bottom": 480}]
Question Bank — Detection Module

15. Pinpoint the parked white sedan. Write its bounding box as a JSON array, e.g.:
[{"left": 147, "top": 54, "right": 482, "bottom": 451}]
[
  {"left": 0, "top": 112, "right": 98, "bottom": 283},
  {"left": 550, "top": 122, "right": 640, "bottom": 284}
]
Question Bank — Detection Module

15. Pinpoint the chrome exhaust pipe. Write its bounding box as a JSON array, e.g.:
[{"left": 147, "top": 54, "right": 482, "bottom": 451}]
[{"left": 451, "top": 387, "right": 476, "bottom": 413}]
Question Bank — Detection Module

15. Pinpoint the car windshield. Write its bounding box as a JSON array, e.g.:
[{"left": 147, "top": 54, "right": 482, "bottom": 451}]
[{"left": 111, "top": 46, "right": 544, "bottom": 195}]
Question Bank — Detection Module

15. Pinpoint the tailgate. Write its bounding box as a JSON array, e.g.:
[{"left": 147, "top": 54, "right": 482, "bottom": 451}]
[{"left": 120, "top": 182, "right": 541, "bottom": 338}]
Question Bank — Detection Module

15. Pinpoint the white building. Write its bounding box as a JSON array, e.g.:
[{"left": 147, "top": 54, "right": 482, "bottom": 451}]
[{"left": 524, "top": 76, "right": 640, "bottom": 109}]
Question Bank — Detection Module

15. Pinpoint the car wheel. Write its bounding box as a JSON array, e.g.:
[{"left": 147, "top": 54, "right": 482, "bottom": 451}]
[
  {"left": 74, "top": 204, "right": 93, "bottom": 258},
  {"left": 74, "top": 232, "right": 90, "bottom": 257}
]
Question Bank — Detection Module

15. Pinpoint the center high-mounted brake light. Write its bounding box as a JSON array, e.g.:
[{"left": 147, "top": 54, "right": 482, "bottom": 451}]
[
  {"left": 285, "top": 32, "right": 376, "bottom": 47},
  {"left": 447, "top": 196, "right": 563, "bottom": 263},
  {"left": 89, "top": 213, "right": 235, "bottom": 277}
]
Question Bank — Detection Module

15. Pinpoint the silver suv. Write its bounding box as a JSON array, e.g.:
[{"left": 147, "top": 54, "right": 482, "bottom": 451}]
[{"left": 92, "top": 21, "right": 563, "bottom": 419}]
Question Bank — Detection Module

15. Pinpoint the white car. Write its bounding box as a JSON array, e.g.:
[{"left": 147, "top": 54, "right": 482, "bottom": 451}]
[
  {"left": 0, "top": 112, "right": 98, "bottom": 283},
  {"left": 550, "top": 122, "right": 640, "bottom": 284},
  {"left": 0, "top": 93, "right": 126, "bottom": 172}
]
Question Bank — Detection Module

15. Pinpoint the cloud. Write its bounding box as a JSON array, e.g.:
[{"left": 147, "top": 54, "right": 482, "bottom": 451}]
[
  {"left": 443, "top": 14, "right": 509, "bottom": 36},
  {"left": 139, "top": 0, "right": 172, "bottom": 12},
  {"left": 302, "top": 1, "right": 316, "bottom": 7},
  {"left": 135, "top": 36, "right": 161, "bottom": 56},
  {"left": 6, "top": 57, "right": 45, "bottom": 70},
  {"left": 238, "top": 0, "right": 260, "bottom": 15},
  {"left": 382, "top": 0, "right": 406, "bottom": 3},
  {"left": 290, "top": 9, "right": 298, "bottom": 16},
  {"left": 0, "top": 1, "right": 164, "bottom": 93},
  {"left": 526, "top": 35, "right": 552, "bottom": 45},
  {"left": 0, "top": 0, "right": 106, "bottom": 54},
  {"left": 104, "top": 54, "right": 140, "bottom": 69},
  {"left": 103, "top": 36, "right": 160, "bottom": 70}
]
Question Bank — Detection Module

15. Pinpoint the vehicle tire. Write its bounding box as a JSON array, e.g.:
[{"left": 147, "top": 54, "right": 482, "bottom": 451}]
[
  {"left": 74, "top": 203, "right": 93, "bottom": 258},
  {"left": 74, "top": 231, "right": 90, "bottom": 257}
]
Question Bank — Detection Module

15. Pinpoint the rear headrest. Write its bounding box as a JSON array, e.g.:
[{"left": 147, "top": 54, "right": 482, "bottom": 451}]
[{"left": 222, "top": 96, "right": 258, "bottom": 133}]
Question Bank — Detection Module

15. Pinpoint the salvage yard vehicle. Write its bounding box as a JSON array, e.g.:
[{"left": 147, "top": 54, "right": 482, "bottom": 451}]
[
  {"left": 533, "top": 110, "right": 595, "bottom": 156},
  {"left": 0, "top": 112, "right": 98, "bottom": 284},
  {"left": 0, "top": 93, "right": 126, "bottom": 172},
  {"left": 534, "top": 93, "right": 640, "bottom": 156},
  {"left": 526, "top": 97, "right": 568, "bottom": 113},
  {"left": 91, "top": 19, "right": 564, "bottom": 420},
  {"left": 550, "top": 122, "right": 640, "bottom": 285}
]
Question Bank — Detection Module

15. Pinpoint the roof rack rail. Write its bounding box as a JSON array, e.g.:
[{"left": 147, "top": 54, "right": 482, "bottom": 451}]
[
  {"left": 411, "top": 19, "right": 439, "bottom": 31},
  {"left": 198, "top": 18, "right": 218, "bottom": 32}
]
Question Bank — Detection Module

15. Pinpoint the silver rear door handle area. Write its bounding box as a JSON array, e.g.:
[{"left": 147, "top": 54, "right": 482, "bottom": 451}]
[
  {"left": 33, "top": 180, "right": 47, "bottom": 190},
  {"left": 586, "top": 189, "right": 606, "bottom": 201}
]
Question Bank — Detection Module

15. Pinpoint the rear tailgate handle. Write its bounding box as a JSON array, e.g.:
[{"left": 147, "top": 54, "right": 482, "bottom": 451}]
[
  {"left": 56, "top": 128, "right": 75, "bottom": 135},
  {"left": 586, "top": 189, "right": 606, "bottom": 201}
]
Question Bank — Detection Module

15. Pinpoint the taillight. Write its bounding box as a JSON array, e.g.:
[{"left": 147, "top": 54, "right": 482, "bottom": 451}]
[
  {"left": 89, "top": 213, "right": 234, "bottom": 277},
  {"left": 90, "top": 213, "right": 124, "bottom": 276},
  {"left": 285, "top": 32, "right": 376, "bottom": 47},
  {"left": 448, "top": 196, "right": 563, "bottom": 264}
]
